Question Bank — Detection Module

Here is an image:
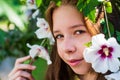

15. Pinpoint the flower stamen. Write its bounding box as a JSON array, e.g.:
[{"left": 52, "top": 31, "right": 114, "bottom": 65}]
[{"left": 103, "top": 47, "right": 109, "bottom": 56}]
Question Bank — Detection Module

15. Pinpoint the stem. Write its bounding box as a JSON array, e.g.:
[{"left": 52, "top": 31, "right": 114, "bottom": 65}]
[
  {"left": 24, "top": 58, "right": 35, "bottom": 80},
  {"left": 24, "top": 58, "right": 35, "bottom": 73},
  {"left": 40, "top": 38, "right": 47, "bottom": 46},
  {"left": 103, "top": 2, "right": 111, "bottom": 37}
]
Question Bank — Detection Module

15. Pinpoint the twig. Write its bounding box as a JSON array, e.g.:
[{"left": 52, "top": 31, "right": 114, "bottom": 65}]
[{"left": 103, "top": 3, "right": 111, "bottom": 37}]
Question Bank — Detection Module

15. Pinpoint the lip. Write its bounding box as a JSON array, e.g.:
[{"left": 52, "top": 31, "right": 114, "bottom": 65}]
[{"left": 68, "top": 58, "right": 84, "bottom": 66}]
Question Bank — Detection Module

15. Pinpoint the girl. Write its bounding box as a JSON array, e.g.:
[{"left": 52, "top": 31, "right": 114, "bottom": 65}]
[{"left": 8, "top": 0, "right": 107, "bottom": 80}]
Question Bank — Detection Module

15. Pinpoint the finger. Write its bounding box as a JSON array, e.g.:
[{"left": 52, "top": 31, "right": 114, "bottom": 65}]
[
  {"left": 8, "top": 64, "right": 36, "bottom": 77},
  {"left": 15, "top": 56, "right": 31, "bottom": 65},
  {"left": 15, "top": 64, "right": 36, "bottom": 70},
  {"left": 17, "top": 71, "right": 34, "bottom": 80},
  {"left": 9, "top": 71, "right": 34, "bottom": 80},
  {"left": 16, "top": 77, "right": 27, "bottom": 80}
]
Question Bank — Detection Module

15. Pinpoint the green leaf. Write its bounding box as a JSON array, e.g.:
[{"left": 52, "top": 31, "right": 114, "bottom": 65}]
[
  {"left": 0, "top": 29, "right": 7, "bottom": 47},
  {"left": 36, "top": 0, "right": 42, "bottom": 7},
  {"left": 102, "top": 21, "right": 114, "bottom": 39},
  {"left": 77, "top": 0, "right": 85, "bottom": 11},
  {"left": 116, "top": 31, "right": 120, "bottom": 43},
  {"left": 77, "top": 0, "right": 100, "bottom": 23},
  {"left": 109, "top": 22, "right": 114, "bottom": 36},
  {"left": 23, "top": 58, "right": 48, "bottom": 80},
  {"left": 24, "top": 59, "right": 32, "bottom": 64},
  {"left": 87, "top": 9, "right": 96, "bottom": 23},
  {"left": 32, "top": 58, "right": 47, "bottom": 80},
  {"left": 56, "top": 1, "right": 61, "bottom": 6},
  {"left": 84, "top": 42, "right": 92, "bottom": 47},
  {"left": 105, "top": 1, "right": 112, "bottom": 13}
]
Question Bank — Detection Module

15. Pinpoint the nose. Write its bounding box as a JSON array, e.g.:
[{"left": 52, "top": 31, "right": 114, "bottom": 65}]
[{"left": 62, "top": 37, "right": 76, "bottom": 54}]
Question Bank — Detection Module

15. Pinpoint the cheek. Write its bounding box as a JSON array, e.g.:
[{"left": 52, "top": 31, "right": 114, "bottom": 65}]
[
  {"left": 77, "top": 35, "right": 91, "bottom": 42},
  {"left": 57, "top": 43, "right": 63, "bottom": 58},
  {"left": 77, "top": 34, "right": 91, "bottom": 52},
  {"left": 78, "top": 34, "right": 91, "bottom": 46}
]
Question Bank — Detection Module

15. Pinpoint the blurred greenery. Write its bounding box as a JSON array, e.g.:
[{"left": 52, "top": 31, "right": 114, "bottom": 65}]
[
  {"left": 0, "top": 0, "right": 49, "bottom": 79},
  {"left": 0, "top": 0, "right": 61, "bottom": 79},
  {"left": 0, "top": 0, "right": 120, "bottom": 80}
]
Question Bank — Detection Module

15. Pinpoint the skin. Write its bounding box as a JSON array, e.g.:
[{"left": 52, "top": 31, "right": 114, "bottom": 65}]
[
  {"left": 8, "top": 5, "right": 97, "bottom": 80},
  {"left": 8, "top": 56, "right": 36, "bottom": 80},
  {"left": 53, "top": 5, "right": 91, "bottom": 75},
  {"left": 52, "top": 6, "right": 99, "bottom": 80}
]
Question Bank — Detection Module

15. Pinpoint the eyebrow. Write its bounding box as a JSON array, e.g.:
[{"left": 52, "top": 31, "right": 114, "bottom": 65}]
[
  {"left": 53, "top": 24, "right": 85, "bottom": 34},
  {"left": 71, "top": 24, "right": 85, "bottom": 29}
]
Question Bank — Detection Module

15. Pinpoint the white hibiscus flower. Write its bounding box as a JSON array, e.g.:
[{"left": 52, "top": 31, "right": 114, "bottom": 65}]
[
  {"left": 105, "top": 71, "right": 120, "bottom": 80},
  {"left": 26, "top": 0, "right": 37, "bottom": 10},
  {"left": 83, "top": 34, "right": 120, "bottom": 73},
  {"left": 35, "top": 27, "right": 54, "bottom": 45},
  {"left": 35, "top": 27, "right": 49, "bottom": 39},
  {"left": 35, "top": 18, "right": 55, "bottom": 45},
  {"left": 27, "top": 43, "right": 52, "bottom": 65},
  {"left": 32, "top": 9, "right": 39, "bottom": 19},
  {"left": 36, "top": 18, "right": 49, "bottom": 28}
]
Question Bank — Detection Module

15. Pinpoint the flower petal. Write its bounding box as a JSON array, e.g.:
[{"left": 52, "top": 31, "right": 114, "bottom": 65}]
[
  {"left": 26, "top": 0, "right": 37, "bottom": 9},
  {"left": 35, "top": 28, "right": 49, "bottom": 39},
  {"left": 32, "top": 9, "right": 39, "bottom": 19},
  {"left": 27, "top": 44, "right": 40, "bottom": 58},
  {"left": 83, "top": 48, "right": 100, "bottom": 63},
  {"left": 92, "top": 58, "right": 108, "bottom": 73},
  {"left": 108, "top": 37, "right": 120, "bottom": 58},
  {"left": 27, "top": 44, "right": 52, "bottom": 65},
  {"left": 105, "top": 71, "right": 120, "bottom": 80},
  {"left": 37, "top": 46, "right": 52, "bottom": 65},
  {"left": 36, "top": 18, "right": 49, "bottom": 28},
  {"left": 91, "top": 34, "right": 107, "bottom": 48},
  {"left": 108, "top": 58, "right": 120, "bottom": 72}
]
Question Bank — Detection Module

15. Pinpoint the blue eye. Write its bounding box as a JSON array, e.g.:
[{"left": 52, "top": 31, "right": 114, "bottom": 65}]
[
  {"left": 75, "top": 30, "right": 85, "bottom": 35},
  {"left": 55, "top": 34, "right": 64, "bottom": 39}
]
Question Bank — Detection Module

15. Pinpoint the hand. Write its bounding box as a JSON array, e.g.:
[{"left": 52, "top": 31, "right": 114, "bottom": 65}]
[{"left": 8, "top": 56, "right": 36, "bottom": 80}]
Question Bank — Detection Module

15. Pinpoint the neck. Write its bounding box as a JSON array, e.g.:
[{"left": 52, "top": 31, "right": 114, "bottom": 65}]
[{"left": 78, "top": 72, "right": 98, "bottom": 80}]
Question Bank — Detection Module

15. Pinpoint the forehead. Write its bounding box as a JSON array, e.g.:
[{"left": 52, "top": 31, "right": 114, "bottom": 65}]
[
  {"left": 52, "top": 5, "right": 85, "bottom": 31},
  {"left": 53, "top": 5, "right": 83, "bottom": 21}
]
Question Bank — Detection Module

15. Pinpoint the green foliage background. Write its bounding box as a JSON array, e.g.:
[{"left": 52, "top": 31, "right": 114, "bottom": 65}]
[
  {"left": 0, "top": 0, "right": 50, "bottom": 79},
  {"left": 0, "top": 0, "right": 120, "bottom": 80}
]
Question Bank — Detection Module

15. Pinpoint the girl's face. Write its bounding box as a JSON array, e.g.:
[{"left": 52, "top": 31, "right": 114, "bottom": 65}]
[{"left": 53, "top": 6, "right": 91, "bottom": 75}]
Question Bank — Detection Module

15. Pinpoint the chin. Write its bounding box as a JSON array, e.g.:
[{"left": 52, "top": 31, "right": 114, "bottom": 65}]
[
  {"left": 73, "top": 68, "right": 89, "bottom": 75},
  {"left": 70, "top": 63, "right": 91, "bottom": 75}
]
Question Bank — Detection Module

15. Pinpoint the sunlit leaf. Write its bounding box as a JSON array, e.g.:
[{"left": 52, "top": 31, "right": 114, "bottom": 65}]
[
  {"left": 77, "top": 0, "right": 100, "bottom": 23},
  {"left": 36, "top": 0, "right": 42, "bottom": 8},
  {"left": 56, "top": 1, "right": 61, "bottom": 6},
  {"left": 77, "top": 0, "right": 86, "bottom": 12},
  {"left": 105, "top": 1, "right": 112, "bottom": 13},
  {"left": 84, "top": 41, "right": 92, "bottom": 47}
]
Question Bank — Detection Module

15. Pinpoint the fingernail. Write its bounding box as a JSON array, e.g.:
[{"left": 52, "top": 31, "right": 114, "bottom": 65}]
[{"left": 32, "top": 66, "right": 36, "bottom": 69}]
